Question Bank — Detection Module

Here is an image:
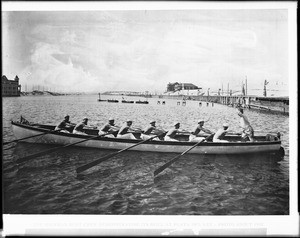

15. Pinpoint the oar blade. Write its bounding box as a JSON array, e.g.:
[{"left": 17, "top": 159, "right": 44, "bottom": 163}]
[
  {"left": 153, "top": 154, "right": 181, "bottom": 176},
  {"left": 76, "top": 152, "right": 119, "bottom": 174},
  {"left": 16, "top": 146, "right": 61, "bottom": 164},
  {"left": 153, "top": 134, "right": 214, "bottom": 177},
  {"left": 76, "top": 132, "right": 166, "bottom": 174}
]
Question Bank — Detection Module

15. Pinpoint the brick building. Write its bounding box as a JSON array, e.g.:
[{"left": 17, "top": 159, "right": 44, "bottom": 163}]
[{"left": 2, "top": 75, "right": 21, "bottom": 96}]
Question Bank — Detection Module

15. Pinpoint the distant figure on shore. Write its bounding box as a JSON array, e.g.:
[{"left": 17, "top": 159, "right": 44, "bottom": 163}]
[
  {"left": 117, "top": 120, "right": 140, "bottom": 140},
  {"left": 157, "top": 101, "right": 160, "bottom": 105},
  {"left": 55, "top": 115, "right": 76, "bottom": 133},
  {"left": 206, "top": 102, "right": 209, "bottom": 106},
  {"left": 182, "top": 101, "right": 186, "bottom": 106},
  {"left": 177, "top": 101, "right": 180, "bottom": 105},
  {"left": 162, "top": 101, "right": 166, "bottom": 105},
  {"left": 199, "top": 102, "right": 202, "bottom": 106},
  {"left": 164, "top": 122, "right": 186, "bottom": 141},
  {"left": 98, "top": 118, "right": 120, "bottom": 138},
  {"left": 237, "top": 108, "right": 254, "bottom": 142},
  {"left": 213, "top": 123, "right": 229, "bottom": 142},
  {"left": 73, "top": 117, "right": 89, "bottom": 135},
  {"left": 212, "top": 102, "right": 214, "bottom": 107},
  {"left": 189, "top": 119, "right": 214, "bottom": 142}
]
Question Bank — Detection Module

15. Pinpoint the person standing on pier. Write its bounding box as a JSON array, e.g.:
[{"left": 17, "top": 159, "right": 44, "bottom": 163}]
[
  {"left": 237, "top": 108, "right": 254, "bottom": 142},
  {"left": 189, "top": 119, "right": 214, "bottom": 142},
  {"left": 98, "top": 118, "right": 120, "bottom": 138}
]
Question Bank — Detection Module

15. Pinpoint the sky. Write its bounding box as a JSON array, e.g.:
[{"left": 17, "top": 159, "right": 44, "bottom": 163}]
[{"left": 2, "top": 6, "right": 290, "bottom": 95}]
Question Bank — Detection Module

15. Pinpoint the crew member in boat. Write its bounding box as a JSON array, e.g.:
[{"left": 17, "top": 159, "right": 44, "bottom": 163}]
[
  {"left": 54, "top": 115, "right": 75, "bottom": 133},
  {"left": 213, "top": 123, "right": 229, "bottom": 142},
  {"left": 189, "top": 119, "right": 214, "bottom": 142},
  {"left": 117, "top": 120, "right": 140, "bottom": 139},
  {"left": 140, "top": 120, "right": 164, "bottom": 140},
  {"left": 237, "top": 108, "right": 254, "bottom": 142},
  {"left": 98, "top": 118, "right": 120, "bottom": 138},
  {"left": 73, "top": 117, "right": 89, "bottom": 135},
  {"left": 164, "top": 122, "right": 186, "bottom": 141}
]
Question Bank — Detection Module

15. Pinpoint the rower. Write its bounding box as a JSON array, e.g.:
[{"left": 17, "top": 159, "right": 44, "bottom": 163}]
[
  {"left": 54, "top": 115, "right": 76, "bottom": 133},
  {"left": 237, "top": 108, "right": 254, "bottom": 142},
  {"left": 189, "top": 119, "right": 214, "bottom": 142},
  {"left": 141, "top": 120, "right": 164, "bottom": 140},
  {"left": 98, "top": 118, "right": 120, "bottom": 138},
  {"left": 117, "top": 120, "right": 140, "bottom": 139},
  {"left": 164, "top": 122, "right": 186, "bottom": 141},
  {"left": 213, "top": 123, "right": 229, "bottom": 142},
  {"left": 73, "top": 117, "right": 89, "bottom": 135}
]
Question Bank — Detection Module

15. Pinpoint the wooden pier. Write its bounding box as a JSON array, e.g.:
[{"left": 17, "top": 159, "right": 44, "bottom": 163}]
[{"left": 154, "top": 94, "right": 289, "bottom": 115}]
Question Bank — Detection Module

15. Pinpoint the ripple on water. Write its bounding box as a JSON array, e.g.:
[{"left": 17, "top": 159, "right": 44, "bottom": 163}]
[{"left": 2, "top": 95, "right": 290, "bottom": 215}]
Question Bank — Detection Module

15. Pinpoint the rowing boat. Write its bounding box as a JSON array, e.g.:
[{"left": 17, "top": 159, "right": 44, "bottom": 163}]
[
  {"left": 10, "top": 120, "right": 284, "bottom": 160},
  {"left": 135, "top": 100, "right": 149, "bottom": 104}
]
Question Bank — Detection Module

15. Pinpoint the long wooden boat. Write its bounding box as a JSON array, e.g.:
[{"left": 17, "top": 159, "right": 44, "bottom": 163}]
[
  {"left": 107, "top": 99, "right": 119, "bottom": 103},
  {"left": 135, "top": 100, "right": 149, "bottom": 104},
  {"left": 10, "top": 120, "right": 284, "bottom": 160}
]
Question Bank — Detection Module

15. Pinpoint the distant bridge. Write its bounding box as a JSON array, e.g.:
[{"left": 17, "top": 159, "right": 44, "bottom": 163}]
[{"left": 102, "top": 91, "right": 147, "bottom": 96}]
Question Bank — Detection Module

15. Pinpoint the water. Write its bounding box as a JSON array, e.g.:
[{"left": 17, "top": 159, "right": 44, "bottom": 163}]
[{"left": 2, "top": 94, "right": 289, "bottom": 215}]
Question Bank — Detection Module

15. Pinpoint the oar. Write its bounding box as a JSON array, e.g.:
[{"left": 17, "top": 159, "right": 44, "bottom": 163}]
[
  {"left": 16, "top": 131, "right": 116, "bottom": 164},
  {"left": 153, "top": 134, "right": 214, "bottom": 177},
  {"left": 76, "top": 132, "right": 166, "bottom": 174},
  {"left": 3, "top": 129, "right": 63, "bottom": 146}
]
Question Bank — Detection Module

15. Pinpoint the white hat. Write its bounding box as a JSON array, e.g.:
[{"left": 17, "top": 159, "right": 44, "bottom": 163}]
[
  {"left": 126, "top": 119, "right": 133, "bottom": 122},
  {"left": 150, "top": 120, "right": 156, "bottom": 124},
  {"left": 108, "top": 118, "right": 114, "bottom": 121},
  {"left": 198, "top": 119, "right": 205, "bottom": 123},
  {"left": 83, "top": 117, "right": 88, "bottom": 121},
  {"left": 174, "top": 122, "right": 180, "bottom": 126},
  {"left": 223, "top": 123, "right": 229, "bottom": 127}
]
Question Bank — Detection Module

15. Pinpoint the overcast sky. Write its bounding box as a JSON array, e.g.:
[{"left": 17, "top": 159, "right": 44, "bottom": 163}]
[{"left": 2, "top": 7, "right": 290, "bottom": 94}]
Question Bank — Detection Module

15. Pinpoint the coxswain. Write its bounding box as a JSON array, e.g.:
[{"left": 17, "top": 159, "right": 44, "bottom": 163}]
[
  {"left": 164, "top": 122, "right": 186, "bottom": 141},
  {"left": 54, "top": 115, "right": 75, "bottom": 133},
  {"left": 117, "top": 120, "right": 140, "bottom": 139},
  {"left": 213, "top": 123, "right": 229, "bottom": 142},
  {"left": 98, "top": 118, "right": 120, "bottom": 138},
  {"left": 237, "top": 108, "right": 254, "bottom": 142},
  {"left": 189, "top": 119, "right": 214, "bottom": 142},
  {"left": 73, "top": 117, "right": 89, "bottom": 135}
]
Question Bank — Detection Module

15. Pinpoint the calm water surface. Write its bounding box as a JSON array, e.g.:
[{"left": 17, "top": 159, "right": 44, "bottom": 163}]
[{"left": 2, "top": 95, "right": 289, "bottom": 215}]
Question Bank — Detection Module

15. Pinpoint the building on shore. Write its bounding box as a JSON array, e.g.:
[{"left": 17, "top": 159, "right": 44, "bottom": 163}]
[
  {"left": 2, "top": 75, "right": 21, "bottom": 96},
  {"left": 167, "top": 82, "right": 200, "bottom": 92}
]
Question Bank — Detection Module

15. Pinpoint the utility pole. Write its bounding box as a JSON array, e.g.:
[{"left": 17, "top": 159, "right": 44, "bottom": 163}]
[
  {"left": 222, "top": 83, "right": 223, "bottom": 95},
  {"left": 245, "top": 76, "right": 247, "bottom": 96},
  {"left": 263, "top": 79, "right": 268, "bottom": 97},
  {"left": 227, "top": 83, "right": 229, "bottom": 96}
]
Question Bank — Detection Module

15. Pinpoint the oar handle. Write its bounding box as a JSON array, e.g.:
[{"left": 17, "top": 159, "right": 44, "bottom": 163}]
[{"left": 76, "top": 132, "right": 166, "bottom": 174}]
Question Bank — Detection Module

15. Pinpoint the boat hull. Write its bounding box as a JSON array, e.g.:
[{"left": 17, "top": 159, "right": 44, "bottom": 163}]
[{"left": 11, "top": 121, "right": 282, "bottom": 156}]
